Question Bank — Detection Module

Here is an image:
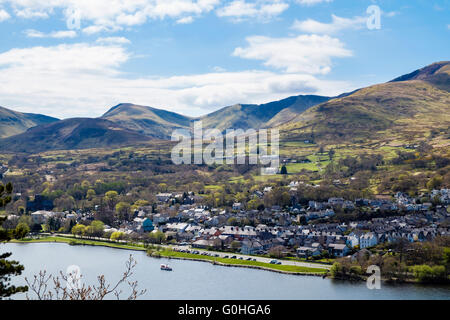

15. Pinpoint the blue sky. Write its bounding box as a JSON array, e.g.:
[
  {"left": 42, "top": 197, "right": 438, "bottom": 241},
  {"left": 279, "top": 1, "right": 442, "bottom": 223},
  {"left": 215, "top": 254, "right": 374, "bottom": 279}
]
[{"left": 0, "top": 0, "right": 448, "bottom": 119}]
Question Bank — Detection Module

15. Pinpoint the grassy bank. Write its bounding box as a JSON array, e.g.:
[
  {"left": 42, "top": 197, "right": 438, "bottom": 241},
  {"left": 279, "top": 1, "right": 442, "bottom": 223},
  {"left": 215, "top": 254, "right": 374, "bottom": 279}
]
[
  {"left": 10, "top": 236, "right": 328, "bottom": 275},
  {"left": 11, "top": 236, "right": 147, "bottom": 251},
  {"left": 149, "top": 249, "right": 328, "bottom": 275}
]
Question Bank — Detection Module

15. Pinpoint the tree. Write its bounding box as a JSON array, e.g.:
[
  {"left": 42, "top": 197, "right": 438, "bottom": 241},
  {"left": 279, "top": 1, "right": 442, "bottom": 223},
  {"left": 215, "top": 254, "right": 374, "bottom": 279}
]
[
  {"left": 0, "top": 183, "right": 28, "bottom": 299},
  {"left": 0, "top": 252, "right": 28, "bottom": 299},
  {"left": 268, "top": 245, "right": 286, "bottom": 258},
  {"left": 85, "top": 220, "right": 104, "bottom": 238},
  {"left": 71, "top": 224, "right": 86, "bottom": 236},
  {"left": 86, "top": 189, "right": 96, "bottom": 201},
  {"left": 110, "top": 231, "right": 124, "bottom": 241},
  {"left": 13, "top": 223, "right": 30, "bottom": 239},
  {"left": 54, "top": 195, "right": 76, "bottom": 211},
  {"left": 104, "top": 191, "right": 119, "bottom": 211},
  {"left": 328, "top": 148, "right": 335, "bottom": 161},
  {"left": 426, "top": 176, "right": 443, "bottom": 191},
  {"left": 115, "top": 202, "right": 131, "bottom": 221},
  {"left": 147, "top": 231, "right": 166, "bottom": 244},
  {"left": 25, "top": 255, "right": 146, "bottom": 300},
  {"left": 0, "top": 182, "right": 12, "bottom": 208},
  {"left": 280, "top": 165, "right": 288, "bottom": 175}
]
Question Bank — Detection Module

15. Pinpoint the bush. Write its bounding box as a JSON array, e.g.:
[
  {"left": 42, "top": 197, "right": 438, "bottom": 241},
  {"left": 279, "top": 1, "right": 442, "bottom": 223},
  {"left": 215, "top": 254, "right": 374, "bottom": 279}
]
[{"left": 411, "top": 265, "right": 448, "bottom": 283}]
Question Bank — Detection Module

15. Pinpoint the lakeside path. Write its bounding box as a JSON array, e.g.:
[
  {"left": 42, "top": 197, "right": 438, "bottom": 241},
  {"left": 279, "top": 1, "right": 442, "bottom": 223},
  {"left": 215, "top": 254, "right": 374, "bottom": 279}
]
[{"left": 10, "top": 234, "right": 331, "bottom": 275}]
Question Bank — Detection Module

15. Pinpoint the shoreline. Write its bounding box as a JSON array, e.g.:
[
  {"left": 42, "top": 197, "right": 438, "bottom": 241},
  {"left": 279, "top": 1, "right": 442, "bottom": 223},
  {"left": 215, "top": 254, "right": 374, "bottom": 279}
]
[
  {"left": 148, "top": 252, "right": 328, "bottom": 276},
  {"left": 7, "top": 239, "right": 450, "bottom": 286},
  {"left": 8, "top": 236, "right": 329, "bottom": 277}
]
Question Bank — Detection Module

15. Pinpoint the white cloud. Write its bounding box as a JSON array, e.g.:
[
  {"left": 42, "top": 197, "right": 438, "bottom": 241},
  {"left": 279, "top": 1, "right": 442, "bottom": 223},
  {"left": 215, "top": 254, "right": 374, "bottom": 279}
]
[
  {"left": 292, "top": 14, "right": 366, "bottom": 34},
  {"left": 0, "top": 43, "right": 129, "bottom": 76},
  {"left": 384, "top": 11, "right": 398, "bottom": 18},
  {"left": 0, "top": 43, "right": 355, "bottom": 118},
  {"left": 233, "top": 34, "right": 352, "bottom": 74},
  {"left": 14, "top": 8, "right": 49, "bottom": 19},
  {"left": 0, "top": 8, "right": 10, "bottom": 21},
  {"left": 216, "top": 0, "right": 288, "bottom": 21},
  {"left": 50, "top": 30, "right": 77, "bottom": 38},
  {"left": 0, "top": 0, "right": 221, "bottom": 33},
  {"left": 24, "top": 29, "right": 77, "bottom": 38},
  {"left": 96, "top": 36, "right": 131, "bottom": 45},
  {"left": 176, "top": 16, "right": 194, "bottom": 24},
  {"left": 296, "top": 0, "right": 333, "bottom": 6}
]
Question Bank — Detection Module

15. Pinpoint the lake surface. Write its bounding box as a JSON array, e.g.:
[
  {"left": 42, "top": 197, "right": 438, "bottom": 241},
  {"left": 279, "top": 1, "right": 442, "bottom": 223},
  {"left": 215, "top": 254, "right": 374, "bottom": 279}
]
[{"left": 2, "top": 243, "right": 449, "bottom": 300}]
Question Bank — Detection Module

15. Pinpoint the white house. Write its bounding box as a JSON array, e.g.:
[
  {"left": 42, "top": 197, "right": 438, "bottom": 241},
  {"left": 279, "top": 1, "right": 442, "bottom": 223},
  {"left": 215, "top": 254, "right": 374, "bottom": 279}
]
[{"left": 359, "top": 232, "right": 378, "bottom": 249}]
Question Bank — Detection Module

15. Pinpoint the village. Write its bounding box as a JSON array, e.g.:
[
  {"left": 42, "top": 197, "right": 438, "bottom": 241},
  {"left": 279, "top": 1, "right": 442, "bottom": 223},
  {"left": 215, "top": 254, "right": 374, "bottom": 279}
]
[{"left": 8, "top": 183, "right": 449, "bottom": 261}]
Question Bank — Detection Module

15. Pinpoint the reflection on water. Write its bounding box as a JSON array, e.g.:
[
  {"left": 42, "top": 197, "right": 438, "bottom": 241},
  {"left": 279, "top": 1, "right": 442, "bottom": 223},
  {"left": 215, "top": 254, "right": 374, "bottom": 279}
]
[{"left": 2, "top": 243, "right": 449, "bottom": 300}]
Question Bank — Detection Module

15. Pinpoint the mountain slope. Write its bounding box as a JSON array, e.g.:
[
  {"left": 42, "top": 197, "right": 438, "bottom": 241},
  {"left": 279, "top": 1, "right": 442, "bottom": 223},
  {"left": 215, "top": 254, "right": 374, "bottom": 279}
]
[
  {"left": 390, "top": 61, "right": 450, "bottom": 91},
  {"left": 0, "top": 118, "right": 152, "bottom": 153},
  {"left": 101, "top": 103, "right": 191, "bottom": 139},
  {"left": 0, "top": 106, "right": 59, "bottom": 138},
  {"left": 280, "top": 61, "right": 450, "bottom": 145},
  {"left": 198, "top": 94, "right": 330, "bottom": 131},
  {"left": 264, "top": 95, "right": 331, "bottom": 128},
  {"left": 102, "top": 95, "right": 330, "bottom": 136}
]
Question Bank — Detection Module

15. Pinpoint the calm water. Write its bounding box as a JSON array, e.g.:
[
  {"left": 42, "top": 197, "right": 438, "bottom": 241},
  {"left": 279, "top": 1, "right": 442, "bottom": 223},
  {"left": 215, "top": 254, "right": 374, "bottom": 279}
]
[{"left": 2, "top": 243, "right": 449, "bottom": 300}]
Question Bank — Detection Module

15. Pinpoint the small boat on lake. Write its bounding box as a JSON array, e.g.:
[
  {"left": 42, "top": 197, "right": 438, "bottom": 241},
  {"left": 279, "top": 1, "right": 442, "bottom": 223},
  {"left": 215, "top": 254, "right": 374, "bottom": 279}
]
[{"left": 160, "top": 264, "right": 173, "bottom": 271}]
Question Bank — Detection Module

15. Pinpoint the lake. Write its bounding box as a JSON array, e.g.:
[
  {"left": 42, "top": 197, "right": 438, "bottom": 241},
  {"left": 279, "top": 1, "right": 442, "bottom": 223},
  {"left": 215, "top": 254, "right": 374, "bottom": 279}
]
[{"left": 2, "top": 243, "right": 449, "bottom": 300}]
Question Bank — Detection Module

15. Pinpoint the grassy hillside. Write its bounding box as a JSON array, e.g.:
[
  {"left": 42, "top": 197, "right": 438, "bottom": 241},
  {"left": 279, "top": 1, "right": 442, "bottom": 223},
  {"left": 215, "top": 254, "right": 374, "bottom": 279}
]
[
  {"left": 265, "top": 95, "right": 330, "bottom": 128},
  {"left": 101, "top": 103, "right": 192, "bottom": 139},
  {"left": 280, "top": 62, "right": 450, "bottom": 147},
  {"left": 0, "top": 106, "right": 58, "bottom": 138},
  {"left": 198, "top": 94, "right": 330, "bottom": 131},
  {"left": 0, "top": 118, "right": 152, "bottom": 153},
  {"left": 102, "top": 95, "right": 330, "bottom": 136}
]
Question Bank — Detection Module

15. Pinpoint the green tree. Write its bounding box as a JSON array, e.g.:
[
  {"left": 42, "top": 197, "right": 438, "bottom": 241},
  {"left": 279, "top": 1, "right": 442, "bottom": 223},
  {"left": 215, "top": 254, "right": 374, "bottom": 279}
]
[
  {"left": 110, "top": 231, "right": 124, "bottom": 241},
  {"left": 115, "top": 202, "right": 131, "bottom": 221},
  {"left": 71, "top": 224, "right": 86, "bottom": 236},
  {"left": 85, "top": 220, "right": 105, "bottom": 238},
  {"left": 147, "top": 231, "right": 166, "bottom": 244},
  {"left": 0, "top": 182, "right": 12, "bottom": 208},
  {"left": 426, "top": 176, "right": 443, "bottom": 191},
  {"left": 0, "top": 183, "right": 28, "bottom": 299},
  {"left": 13, "top": 223, "right": 30, "bottom": 239},
  {"left": 86, "top": 189, "right": 96, "bottom": 201},
  {"left": 280, "top": 165, "right": 288, "bottom": 175},
  {"left": 104, "top": 191, "right": 119, "bottom": 210}
]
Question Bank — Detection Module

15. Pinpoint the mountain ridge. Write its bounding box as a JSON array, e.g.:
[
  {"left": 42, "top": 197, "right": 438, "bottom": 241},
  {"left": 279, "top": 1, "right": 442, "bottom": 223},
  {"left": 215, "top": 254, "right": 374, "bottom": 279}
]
[
  {"left": 0, "top": 118, "right": 152, "bottom": 153},
  {"left": 0, "top": 106, "right": 59, "bottom": 138},
  {"left": 0, "top": 61, "right": 449, "bottom": 152},
  {"left": 280, "top": 61, "right": 450, "bottom": 145}
]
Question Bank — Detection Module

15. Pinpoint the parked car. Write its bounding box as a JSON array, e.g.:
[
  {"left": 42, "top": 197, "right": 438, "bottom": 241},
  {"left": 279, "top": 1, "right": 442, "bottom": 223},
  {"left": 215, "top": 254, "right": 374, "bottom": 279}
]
[
  {"left": 231, "top": 256, "right": 237, "bottom": 259},
  {"left": 224, "top": 255, "right": 229, "bottom": 258},
  {"left": 270, "top": 260, "right": 278, "bottom": 264}
]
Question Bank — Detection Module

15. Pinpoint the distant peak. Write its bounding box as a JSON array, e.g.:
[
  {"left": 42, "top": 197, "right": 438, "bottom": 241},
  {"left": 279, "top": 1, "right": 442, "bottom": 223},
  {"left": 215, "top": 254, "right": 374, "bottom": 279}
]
[{"left": 389, "top": 61, "right": 450, "bottom": 83}]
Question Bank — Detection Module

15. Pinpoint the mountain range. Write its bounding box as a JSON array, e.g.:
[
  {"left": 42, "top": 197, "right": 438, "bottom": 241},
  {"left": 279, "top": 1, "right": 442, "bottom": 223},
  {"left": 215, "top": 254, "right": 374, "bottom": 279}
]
[
  {"left": 0, "top": 106, "right": 58, "bottom": 139},
  {"left": 281, "top": 61, "right": 450, "bottom": 144},
  {"left": 0, "top": 61, "right": 448, "bottom": 153}
]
